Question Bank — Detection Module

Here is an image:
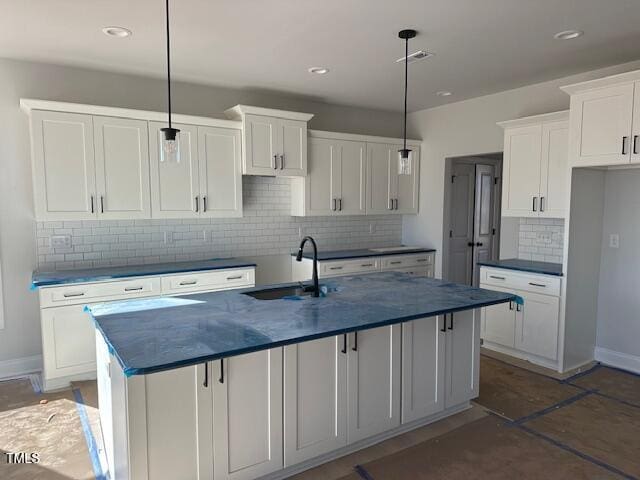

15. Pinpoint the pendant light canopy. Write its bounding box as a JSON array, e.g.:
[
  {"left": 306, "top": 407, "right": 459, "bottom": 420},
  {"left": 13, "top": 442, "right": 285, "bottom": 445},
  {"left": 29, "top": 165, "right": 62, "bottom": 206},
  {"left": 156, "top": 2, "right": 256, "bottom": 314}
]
[
  {"left": 160, "top": 0, "right": 180, "bottom": 163},
  {"left": 398, "top": 29, "right": 416, "bottom": 176}
]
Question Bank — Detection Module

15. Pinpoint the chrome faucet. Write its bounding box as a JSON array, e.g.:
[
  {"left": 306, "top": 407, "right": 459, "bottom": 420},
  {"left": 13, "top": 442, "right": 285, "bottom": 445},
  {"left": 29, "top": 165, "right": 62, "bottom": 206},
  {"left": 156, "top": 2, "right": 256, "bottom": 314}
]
[{"left": 296, "top": 236, "right": 320, "bottom": 297}]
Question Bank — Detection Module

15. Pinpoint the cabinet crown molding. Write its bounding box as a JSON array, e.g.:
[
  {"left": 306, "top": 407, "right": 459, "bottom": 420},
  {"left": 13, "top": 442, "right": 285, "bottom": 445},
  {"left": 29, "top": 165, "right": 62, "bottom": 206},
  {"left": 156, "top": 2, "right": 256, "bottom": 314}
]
[
  {"left": 224, "top": 104, "right": 314, "bottom": 122},
  {"left": 309, "top": 129, "right": 422, "bottom": 146},
  {"left": 560, "top": 69, "right": 640, "bottom": 95},
  {"left": 497, "top": 110, "right": 569, "bottom": 129},
  {"left": 20, "top": 98, "right": 242, "bottom": 130}
]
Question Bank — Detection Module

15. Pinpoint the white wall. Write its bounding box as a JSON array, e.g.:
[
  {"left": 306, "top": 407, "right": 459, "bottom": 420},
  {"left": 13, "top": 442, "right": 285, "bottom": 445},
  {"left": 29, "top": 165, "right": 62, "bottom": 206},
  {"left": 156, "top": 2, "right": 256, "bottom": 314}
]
[
  {"left": 595, "top": 169, "right": 640, "bottom": 370},
  {"left": 403, "top": 59, "right": 640, "bottom": 278},
  {"left": 0, "top": 58, "right": 403, "bottom": 372}
]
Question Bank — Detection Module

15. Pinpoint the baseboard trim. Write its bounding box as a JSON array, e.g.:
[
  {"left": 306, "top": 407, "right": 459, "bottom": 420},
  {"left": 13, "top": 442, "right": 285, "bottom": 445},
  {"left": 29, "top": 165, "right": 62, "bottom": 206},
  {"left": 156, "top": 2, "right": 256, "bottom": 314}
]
[
  {"left": 0, "top": 355, "right": 42, "bottom": 380},
  {"left": 595, "top": 347, "right": 640, "bottom": 375}
]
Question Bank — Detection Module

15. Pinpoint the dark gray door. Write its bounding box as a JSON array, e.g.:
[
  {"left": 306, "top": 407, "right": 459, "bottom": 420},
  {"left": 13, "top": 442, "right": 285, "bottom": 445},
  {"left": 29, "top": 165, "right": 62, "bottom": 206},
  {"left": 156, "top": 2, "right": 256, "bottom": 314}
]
[
  {"left": 448, "top": 164, "right": 475, "bottom": 285},
  {"left": 472, "top": 164, "right": 496, "bottom": 286}
]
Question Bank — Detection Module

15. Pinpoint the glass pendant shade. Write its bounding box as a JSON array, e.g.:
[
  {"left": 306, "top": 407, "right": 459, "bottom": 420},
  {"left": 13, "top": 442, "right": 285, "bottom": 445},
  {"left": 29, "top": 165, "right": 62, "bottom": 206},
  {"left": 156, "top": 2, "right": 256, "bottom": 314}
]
[
  {"left": 398, "top": 148, "right": 412, "bottom": 175},
  {"left": 160, "top": 127, "right": 181, "bottom": 163}
]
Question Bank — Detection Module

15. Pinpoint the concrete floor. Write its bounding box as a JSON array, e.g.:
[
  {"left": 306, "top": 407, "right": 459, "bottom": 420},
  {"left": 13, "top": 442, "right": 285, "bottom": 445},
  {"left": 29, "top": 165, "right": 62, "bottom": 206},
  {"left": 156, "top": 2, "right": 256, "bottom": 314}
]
[{"left": 0, "top": 355, "right": 638, "bottom": 479}]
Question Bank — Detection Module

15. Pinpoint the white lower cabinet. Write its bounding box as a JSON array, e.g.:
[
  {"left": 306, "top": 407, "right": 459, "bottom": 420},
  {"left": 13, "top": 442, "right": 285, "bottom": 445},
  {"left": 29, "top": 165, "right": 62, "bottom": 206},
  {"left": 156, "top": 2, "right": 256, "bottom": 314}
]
[
  {"left": 212, "top": 349, "right": 283, "bottom": 480},
  {"left": 516, "top": 291, "right": 560, "bottom": 361},
  {"left": 283, "top": 336, "right": 347, "bottom": 466},
  {"left": 444, "top": 309, "right": 480, "bottom": 408},
  {"left": 347, "top": 325, "right": 402, "bottom": 443},
  {"left": 480, "top": 286, "right": 516, "bottom": 348}
]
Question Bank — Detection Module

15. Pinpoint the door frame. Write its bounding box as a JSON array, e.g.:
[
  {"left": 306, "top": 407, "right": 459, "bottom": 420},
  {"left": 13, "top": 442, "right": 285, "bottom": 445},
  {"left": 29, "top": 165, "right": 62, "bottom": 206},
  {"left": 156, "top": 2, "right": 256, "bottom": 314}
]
[{"left": 442, "top": 154, "right": 503, "bottom": 283}]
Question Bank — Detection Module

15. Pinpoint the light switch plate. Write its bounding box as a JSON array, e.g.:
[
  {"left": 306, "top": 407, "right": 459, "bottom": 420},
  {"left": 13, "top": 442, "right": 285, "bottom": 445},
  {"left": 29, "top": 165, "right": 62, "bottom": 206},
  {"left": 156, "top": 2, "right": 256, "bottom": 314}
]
[
  {"left": 164, "top": 231, "right": 174, "bottom": 244},
  {"left": 369, "top": 222, "right": 377, "bottom": 234},
  {"left": 50, "top": 235, "right": 71, "bottom": 248},
  {"left": 609, "top": 234, "right": 619, "bottom": 249}
]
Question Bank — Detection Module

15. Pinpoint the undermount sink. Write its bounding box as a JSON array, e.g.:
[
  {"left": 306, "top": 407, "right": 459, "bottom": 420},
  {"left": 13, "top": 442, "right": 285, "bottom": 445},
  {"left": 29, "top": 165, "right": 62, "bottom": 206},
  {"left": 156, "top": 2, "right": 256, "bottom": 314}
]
[
  {"left": 369, "top": 246, "right": 421, "bottom": 253},
  {"left": 243, "top": 285, "right": 314, "bottom": 301}
]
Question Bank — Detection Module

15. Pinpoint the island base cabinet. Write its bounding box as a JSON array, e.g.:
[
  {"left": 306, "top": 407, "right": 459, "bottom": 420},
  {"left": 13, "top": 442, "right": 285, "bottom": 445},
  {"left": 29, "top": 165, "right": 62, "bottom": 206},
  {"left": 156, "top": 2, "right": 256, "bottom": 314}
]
[
  {"left": 445, "top": 309, "right": 480, "bottom": 409},
  {"left": 347, "top": 325, "right": 401, "bottom": 443},
  {"left": 284, "top": 336, "right": 347, "bottom": 466},
  {"left": 212, "top": 349, "right": 283, "bottom": 480}
]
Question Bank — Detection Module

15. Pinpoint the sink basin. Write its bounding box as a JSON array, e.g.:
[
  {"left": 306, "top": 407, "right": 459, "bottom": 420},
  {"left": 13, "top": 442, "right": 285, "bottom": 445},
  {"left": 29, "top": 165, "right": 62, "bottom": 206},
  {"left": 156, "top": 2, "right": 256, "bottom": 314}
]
[
  {"left": 243, "top": 286, "right": 314, "bottom": 301},
  {"left": 369, "top": 246, "right": 422, "bottom": 253}
]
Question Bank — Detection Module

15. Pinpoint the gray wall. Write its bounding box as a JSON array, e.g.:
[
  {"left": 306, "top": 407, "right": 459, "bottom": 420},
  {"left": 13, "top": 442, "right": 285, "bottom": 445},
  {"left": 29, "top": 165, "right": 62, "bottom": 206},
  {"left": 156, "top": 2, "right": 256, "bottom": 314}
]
[{"left": 0, "top": 58, "right": 404, "bottom": 368}]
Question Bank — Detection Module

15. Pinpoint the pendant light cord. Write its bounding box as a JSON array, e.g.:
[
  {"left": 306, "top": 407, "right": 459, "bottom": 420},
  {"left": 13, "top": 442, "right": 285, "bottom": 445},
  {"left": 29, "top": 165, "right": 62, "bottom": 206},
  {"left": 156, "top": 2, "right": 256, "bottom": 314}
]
[
  {"left": 165, "top": 0, "right": 172, "bottom": 129},
  {"left": 403, "top": 36, "right": 408, "bottom": 151}
]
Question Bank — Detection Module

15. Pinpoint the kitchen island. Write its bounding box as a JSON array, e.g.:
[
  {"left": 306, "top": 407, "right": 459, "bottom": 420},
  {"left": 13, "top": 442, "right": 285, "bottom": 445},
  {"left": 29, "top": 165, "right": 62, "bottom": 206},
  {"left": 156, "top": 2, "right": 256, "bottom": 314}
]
[{"left": 90, "top": 272, "right": 515, "bottom": 480}]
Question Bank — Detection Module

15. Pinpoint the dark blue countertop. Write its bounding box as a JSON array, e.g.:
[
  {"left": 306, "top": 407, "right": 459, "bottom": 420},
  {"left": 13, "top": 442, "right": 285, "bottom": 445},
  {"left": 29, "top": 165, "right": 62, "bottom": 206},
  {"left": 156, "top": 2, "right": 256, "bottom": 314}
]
[
  {"left": 88, "top": 272, "right": 515, "bottom": 377},
  {"left": 294, "top": 247, "right": 436, "bottom": 261},
  {"left": 31, "top": 258, "right": 256, "bottom": 289},
  {"left": 477, "top": 259, "right": 563, "bottom": 277}
]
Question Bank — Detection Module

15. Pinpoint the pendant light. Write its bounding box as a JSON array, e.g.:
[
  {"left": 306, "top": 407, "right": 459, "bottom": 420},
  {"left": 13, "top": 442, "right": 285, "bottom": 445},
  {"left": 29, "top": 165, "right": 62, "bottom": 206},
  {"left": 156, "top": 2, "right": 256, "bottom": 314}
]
[
  {"left": 398, "top": 29, "right": 416, "bottom": 176},
  {"left": 160, "top": 0, "right": 180, "bottom": 163}
]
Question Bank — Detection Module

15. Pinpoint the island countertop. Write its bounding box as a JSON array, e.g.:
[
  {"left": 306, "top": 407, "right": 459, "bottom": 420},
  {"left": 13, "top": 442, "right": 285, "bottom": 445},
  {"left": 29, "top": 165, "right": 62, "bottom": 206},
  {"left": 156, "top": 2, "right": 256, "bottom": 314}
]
[{"left": 88, "top": 272, "right": 515, "bottom": 377}]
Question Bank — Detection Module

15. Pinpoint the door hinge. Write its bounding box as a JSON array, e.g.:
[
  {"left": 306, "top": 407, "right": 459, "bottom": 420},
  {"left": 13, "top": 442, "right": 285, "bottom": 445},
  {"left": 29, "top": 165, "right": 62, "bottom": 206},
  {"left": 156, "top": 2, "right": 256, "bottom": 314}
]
[
  {"left": 492, "top": 228, "right": 496, "bottom": 235},
  {"left": 494, "top": 177, "right": 499, "bottom": 185},
  {"left": 449, "top": 230, "right": 453, "bottom": 238}
]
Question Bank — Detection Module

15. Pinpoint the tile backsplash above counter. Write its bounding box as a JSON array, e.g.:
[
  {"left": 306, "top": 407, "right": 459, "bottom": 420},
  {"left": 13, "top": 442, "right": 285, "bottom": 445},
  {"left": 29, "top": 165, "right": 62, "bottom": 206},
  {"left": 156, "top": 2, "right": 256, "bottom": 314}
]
[
  {"left": 35, "top": 176, "right": 402, "bottom": 271},
  {"left": 516, "top": 217, "right": 564, "bottom": 264}
]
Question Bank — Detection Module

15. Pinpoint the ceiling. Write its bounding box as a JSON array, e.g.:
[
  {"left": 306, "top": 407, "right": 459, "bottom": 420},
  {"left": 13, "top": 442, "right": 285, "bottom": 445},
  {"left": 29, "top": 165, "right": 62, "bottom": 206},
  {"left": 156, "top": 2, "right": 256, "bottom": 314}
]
[{"left": 3, "top": 0, "right": 640, "bottom": 112}]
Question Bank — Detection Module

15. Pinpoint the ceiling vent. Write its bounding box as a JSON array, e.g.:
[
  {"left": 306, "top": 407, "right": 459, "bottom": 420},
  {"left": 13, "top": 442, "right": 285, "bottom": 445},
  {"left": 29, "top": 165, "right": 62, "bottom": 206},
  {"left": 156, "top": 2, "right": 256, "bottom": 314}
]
[{"left": 396, "top": 50, "right": 434, "bottom": 64}]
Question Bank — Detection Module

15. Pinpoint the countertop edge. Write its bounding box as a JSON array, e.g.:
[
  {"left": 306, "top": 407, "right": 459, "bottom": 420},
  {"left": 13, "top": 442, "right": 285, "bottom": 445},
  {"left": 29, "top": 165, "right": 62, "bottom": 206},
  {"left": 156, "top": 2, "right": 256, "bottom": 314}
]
[{"left": 294, "top": 248, "right": 436, "bottom": 261}]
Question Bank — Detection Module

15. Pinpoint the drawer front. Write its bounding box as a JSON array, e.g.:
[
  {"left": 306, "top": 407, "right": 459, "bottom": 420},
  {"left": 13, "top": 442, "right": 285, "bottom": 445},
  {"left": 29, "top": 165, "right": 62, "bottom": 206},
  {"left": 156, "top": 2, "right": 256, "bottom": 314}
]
[
  {"left": 40, "top": 277, "right": 160, "bottom": 308},
  {"left": 161, "top": 268, "right": 255, "bottom": 294},
  {"left": 380, "top": 253, "right": 434, "bottom": 271},
  {"left": 319, "top": 258, "right": 380, "bottom": 278},
  {"left": 393, "top": 266, "right": 431, "bottom": 278},
  {"left": 480, "top": 267, "right": 561, "bottom": 296}
]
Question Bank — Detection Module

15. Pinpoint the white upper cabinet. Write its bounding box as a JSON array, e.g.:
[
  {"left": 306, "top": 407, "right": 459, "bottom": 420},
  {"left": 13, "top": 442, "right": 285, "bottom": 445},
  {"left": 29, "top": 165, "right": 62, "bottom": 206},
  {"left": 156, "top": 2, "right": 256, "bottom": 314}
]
[
  {"left": 30, "top": 110, "right": 97, "bottom": 220},
  {"left": 366, "top": 142, "right": 419, "bottom": 215},
  {"left": 291, "top": 137, "right": 366, "bottom": 216},
  {"left": 93, "top": 116, "right": 151, "bottom": 219},
  {"left": 499, "top": 111, "right": 568, "bottom": 218},
  {"left": 149, "top": 122, "right": 200, "bottom": 219},
  {"left": 225, "top": 105, "right": 313, "bottom": 177},
  {"left": 197, "top": 126, "right": 243, "bottom": 217}
]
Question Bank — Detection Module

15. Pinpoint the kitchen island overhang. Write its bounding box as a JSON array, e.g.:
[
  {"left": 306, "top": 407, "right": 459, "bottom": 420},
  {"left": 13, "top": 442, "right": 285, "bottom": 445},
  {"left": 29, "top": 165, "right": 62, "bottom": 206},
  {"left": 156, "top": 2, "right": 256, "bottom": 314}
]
[{"left": 87, "top": 272, "right": 517, "bottom": 377}]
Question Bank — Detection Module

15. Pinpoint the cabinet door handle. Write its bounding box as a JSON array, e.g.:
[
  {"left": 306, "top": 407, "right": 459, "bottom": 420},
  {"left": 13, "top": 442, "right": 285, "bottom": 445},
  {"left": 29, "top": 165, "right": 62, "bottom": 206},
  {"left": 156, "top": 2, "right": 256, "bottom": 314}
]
[
  {"left": 280, "top": 154, "right": 285, "bottom": 169},
  {"left": 516, "top": 304, "right": 522, "bottom": 312},
  {"left": 634, "top": 135, "right": 639, "bottom": 155},
  {"left": 532, "top": 196, "right": 538, "bottom": 212},
  {"left": 394, "top": 199, "right": 399, "bottom": 210},
  {"left": 388, "top": 199, "right": 393, "bottom": 210},
  {"left": 179, "top": 280, "right": 198, "bottom": 286},
  {"left": 622, "top": 136, "right": 629, "bottom": 155},
  {"left": 440, "top": 316, "right": 447, "bottom": 333},
  {"left": 203, "top": 196, "right": 207, "bottom": 213},
  {"left": 332, "top": 198, "right": 337, "bottom": 211},
  {"left": 489, "top": 275, "right": 505, "bottom": 280},
  {"left": 528, "top": 282, "right": 546, "bottom": 288},
  {"left": 360, "top": 263, "right": 374, "bottom": 267},
  {"left": 273, "top": 154, "right": 278, "bottom": 169},
  {"left": 124, "top": 286, "right": 143, "bottom": 292},
  {"left": 417, "top": 258, "right": 428, "bottom": 262},
  {"left": 63, "top": 291, "right": 86, "bottom": 298},
  {"left": 226, "top": 275, "right": 243, "bottom": 281},
  {"left": 219, "top": 358, "right": 224, "bottom": 384},
  {"left": 90, "top": 195, "right": 94, "bottom": 213},
  {"left": 341, "top": 334, "right": 347, "bottom": 354},
  {"left": 329, "top": 266, "right": 343, "bottom": 270},
  {"left": 203, "top": 362, "right": 209, "bottom": 388},
  {"left": 100, "top": 196, "right": 105, "bottom": 214},
  {"left": 352, "top": 331, "right": 358, "bottom": 351},
  {"left": 390, "top": 261, "right": 402, "bottom": 265},
  {"left": 540, "top": 196, "right": 545, "bottom": 212},
  {"left": 338, "top": 198, "right": 342, "bottom": 211},
  {"left": 195, "top": 196, "right": 199, "bottom": 212},
  {"left": 448, "top": 313, "right": 454, "bottom": 330},
  {"left": 509, "top": 301, "right": 514, "bottom": 310}
]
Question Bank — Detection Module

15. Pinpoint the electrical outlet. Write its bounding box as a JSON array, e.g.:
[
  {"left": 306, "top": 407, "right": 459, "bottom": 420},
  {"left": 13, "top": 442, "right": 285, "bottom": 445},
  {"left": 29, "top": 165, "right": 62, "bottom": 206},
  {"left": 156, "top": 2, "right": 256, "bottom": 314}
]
[
  {"left": 298, "top": 226, "right": 305, "bottom": 239},
  {"left": 164, "top": 231, "right": 174, "bottom": 244},
  {"left": 202, "top": 230, "right": 207, "bottom": 242},
  {"left": 609, "top": 234, "right": 620, "bottom": 249},
  {"left": 538, "top": 231, "right": 552, "bottom": 243},
  {"left": 369, "top": 222, "right": 377, "bottom": 234},
  {"left": 50, "top": 235, "right": 72, "bottom": 248}
]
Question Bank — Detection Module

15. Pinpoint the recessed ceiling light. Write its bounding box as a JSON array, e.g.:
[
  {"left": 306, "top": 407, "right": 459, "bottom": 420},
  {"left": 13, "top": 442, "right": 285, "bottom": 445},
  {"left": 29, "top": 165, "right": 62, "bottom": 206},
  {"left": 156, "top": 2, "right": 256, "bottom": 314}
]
[
  {"left": 102, "top": 26, "right": 132, "bottom": 38},
  {"left": 308, "top": 66, "right": 329, "bottom": 75},
  {"left": 436, "top": 91, "right": 452, "bottom": 97},
  {"left": 553, "top": 30, "right": 583, "bottom": 40}
]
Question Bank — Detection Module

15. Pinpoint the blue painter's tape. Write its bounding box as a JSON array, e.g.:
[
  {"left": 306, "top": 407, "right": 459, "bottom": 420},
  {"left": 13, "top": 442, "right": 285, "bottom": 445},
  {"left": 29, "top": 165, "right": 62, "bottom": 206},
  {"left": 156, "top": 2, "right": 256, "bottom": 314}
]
[
  {"left": 513, "top": 294, "right": 524, "bottom": 305},
  {"left": 72, "top": 388, "right": 108, "bottom": 480}
]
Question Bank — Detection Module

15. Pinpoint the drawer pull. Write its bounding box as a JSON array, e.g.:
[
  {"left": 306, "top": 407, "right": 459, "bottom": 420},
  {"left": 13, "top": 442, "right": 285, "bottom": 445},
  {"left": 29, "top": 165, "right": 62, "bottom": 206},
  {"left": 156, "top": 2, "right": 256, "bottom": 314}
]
[
  {"left": 179, "top": 280, "right": 198, "bottom": 286},
  {"left": 390, "top": 261, "right": 402, "bottom": 265},
  {"left": 528, "top": 282, "right": 546, "bottom": 288},
  {"left": 329, "top": 266, "right": 343, "bottom": 270},
  {"left": 489, "top": 275, "right": 506, "bottom": 280},
  {"left": 63, "top": 291, "right": 86, "bottom": 298},
  {"left": 226, "top": 275, "right": 243, "bottom": 281},
  {"left": 124, "top": 286, "right": 144, "bottom": 292},
  {"left": 360, "top": 263, "right": 374, "bottom": 267},
  {"left": 416, "top": 258, "right": 428, "bottom": 263}
]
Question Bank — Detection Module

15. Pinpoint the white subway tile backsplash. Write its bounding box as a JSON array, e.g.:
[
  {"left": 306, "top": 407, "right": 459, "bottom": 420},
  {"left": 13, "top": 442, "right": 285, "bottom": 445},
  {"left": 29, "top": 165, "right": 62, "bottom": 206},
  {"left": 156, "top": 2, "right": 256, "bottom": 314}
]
[
  {"left": 36, "top": 176, "right": 403, "bottom": 271},
  {"left": 517, "top": 217, "right": 565, "bottom": 264}
]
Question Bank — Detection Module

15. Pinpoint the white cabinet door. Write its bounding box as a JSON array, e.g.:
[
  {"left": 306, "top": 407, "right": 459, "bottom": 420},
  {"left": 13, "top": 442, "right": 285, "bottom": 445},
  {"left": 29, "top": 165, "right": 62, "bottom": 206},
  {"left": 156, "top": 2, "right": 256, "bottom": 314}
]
[
  {"left": 336, "top": 140, "right": 366, "bottom": 215},
  {"left": 304, "top": 138, "right": 336, "bottom": 215},
  {"left": 366, "top": 143, "right": 394, "bottom": 214},
  {"left": 539, "top": 120, "right": 569, "bottom": 218},
  {"left": 198, "top": 126, "right": 243, "bottom": 217},
  {"left": 213, "top": 349, "right": 283, "bottom": 480},
  {"left": 243, "top": 114, "right": 279, "bottom": 175},
  {"left": 401, "top": 317, "right": 446, "bottom": 424},
  {"left": 631, "top": 81, "right": 640, "bottom": 164},
  {"left": 396, "top": 147, "right": 419, "bottom": 214},
  {"left": 480, "top": 286, "right": 516, "bottom": 348},
  {"left": 280, "top": 119, "right": 307, "bottom": 176},
  {"left": 30, "top": 110, "right": 97, "bottom": 220},
  {"left": 347, "top": 325, "right": 401, "bottom": 443},
  {"left": 571, "top": 83, "right": 634, "bottom": 167},
  {"left": 445, "top": 309, "right": 480, "bottom": 409},
  {"left": 93, "top": 116, "right": 150, "bottom": 219},
  {"left": 40, "top": 305, "right": 96, "bottom": 384},
  {"left": 502, "top": 125, "right": 542, "bottom": 217},
  {"left": 149, "top": 122, "right": 200, "bottom": 219},
  {"left": 284, "top": 336, "right": 347, "bottom": 466},
  {"left": 516, "top": 291, "right": 560, "bottom": 361}
]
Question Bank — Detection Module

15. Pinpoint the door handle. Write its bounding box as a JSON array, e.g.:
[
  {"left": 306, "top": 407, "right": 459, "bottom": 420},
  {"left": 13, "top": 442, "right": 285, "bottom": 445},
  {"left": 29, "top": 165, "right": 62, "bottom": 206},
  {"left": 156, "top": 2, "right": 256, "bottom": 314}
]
[
  {"left": 203, "top": 196, "right": 207, "bottom": 213},
  {"left": 280, "top": 154, "right": 285, "bottom": 169},
  {"left": 90, "top": 195, "right": 94, "bottom": 214},
  {"left": 390, "top": 261, "right": 402, "bottom": 265},
  {"left": 124, "top": 286, "right": 144, "bottom": 292},
  {"left": 540, "top": 196, "right": 545, "bottom": 212},
  {"left": 447, "top": 313, "right": 454, "bottom": 330},
  {"left": 329, "top": 266, "right": 343, "bottom": 270},
  {"left": 528, "top": 282, "right": 546, "bottom": 288},
  {"left": 352, "top": 331, "right": 358, "bottom": 351},
  {"left": 195, "top": 196, "right": 199, "bottom": 212},
  {"left": 440, "top": 316, "right": 447, "bottom": 333},
  {"left": 516, "top": 304, "right": 522, "bottom": 312},
  {"left": 476, "top": 242, "right": 483, "bottom": 247},
  {"left": 100, "top": 196, "right": 105, "bottom": 213},
  {"left": 226, "top": 275, "right": 243, "bottom": 281},
  {"left": 532, "top": 196, "right": 538, "bottom": 212},
  {"left": 622, "top": 136, "right": 629, "bottom": 155},
  {"left": 273, "top": 154, "right": 278, "bottom": 169},
  {"left": 219, "top": 358, "right": 224, "bottom": 383},
  {"left": 468, "top": 242, "right": 475, "bottom": 247},
  {"left": 333, "top": 198, "right": 337, "bottom": 211},
  {"left": 179, "top": 279, "right": 198, "bottom": 286},
  {"left": 634, "top": 135, "right": 639, "bottom": 155},
  {"left": 338, "top": 198, "right": 342, "bottom": 211},
  {"left": 388, "top": 199, "right": 393, "bottom": 210},
  {"left": 341, "top": 334, "right": 347, "bottom": 354},
  {"left": 394, "top": 199, "right": 399, "bottom": 210},
  {"left": 509, "top": 301, "right": 514, "bottom": 310},
  {"left": 63, "top": 291, "right": 86, "bottom": 298},
  {"left": 489, "top": 275, "right": 506, "bottom": 280},
  {"left": 203, "top": 362, "right": 209, "bottom": 388}
]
